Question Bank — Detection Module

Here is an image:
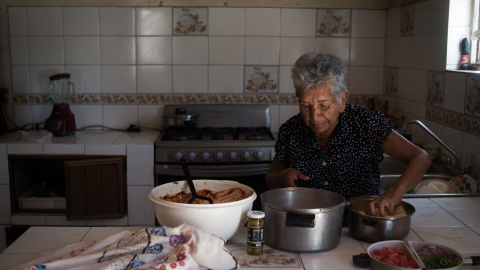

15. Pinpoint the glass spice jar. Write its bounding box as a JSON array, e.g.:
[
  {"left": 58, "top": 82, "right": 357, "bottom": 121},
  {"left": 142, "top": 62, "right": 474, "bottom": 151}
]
[{"left": 247, "top": 210, "right": 265, "bottom": 255}]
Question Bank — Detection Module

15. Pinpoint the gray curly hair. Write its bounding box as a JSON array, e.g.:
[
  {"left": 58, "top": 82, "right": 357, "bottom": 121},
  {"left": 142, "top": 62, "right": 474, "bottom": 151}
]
[{"left": 291, "top": 52, "right": 347, "bottom": 102}]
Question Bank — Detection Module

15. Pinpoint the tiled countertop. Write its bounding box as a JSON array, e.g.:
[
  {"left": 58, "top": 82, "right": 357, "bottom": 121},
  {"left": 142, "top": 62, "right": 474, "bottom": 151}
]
[{"left": 2, "top": 197, "right": 480, "bottom": 270}]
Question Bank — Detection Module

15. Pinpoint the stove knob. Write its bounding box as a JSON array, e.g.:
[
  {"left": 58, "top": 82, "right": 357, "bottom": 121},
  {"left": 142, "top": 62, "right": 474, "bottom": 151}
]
[
  {"left": 227, "top": 151, "right": 237, "bottom": 160},
  {"left": 173, "top": 152, "right": 183, "bottom": 161},
  {"left": 200, "top": 152, "right": 210, "bottom": 161},
  {"left": 240, "top": 151, "right": 250, "bottom": 160},
  {"left": 214, "top": 151, "right": 223, "bottom": 161},
  {"left": 254, "top": 151, "right": 263, "bottom": 160},
  {"left": 187, "top": 152, "right": 196, "bottom": 161}
]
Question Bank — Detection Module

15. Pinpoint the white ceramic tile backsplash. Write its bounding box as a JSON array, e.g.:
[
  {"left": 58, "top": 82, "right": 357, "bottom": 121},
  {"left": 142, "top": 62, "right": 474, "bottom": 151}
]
[
  {"left": 137, "top": 37, "right": 173, "bottom": 64},
  {"left": 315, "top": 37, "right": 350, "bottom": 64},
  {"left": 26, "top": 7, "right": 63, "bottom": 35},
  {"left": 137, "top": 66, "right": 172, "bottom": 93},
  {"left": 64, "top": 37, "right": 100, "bottom": 65},
  {"left": 29, "top": 65, "right": 64, "bottom": 93},
  {"left": 208, "top": 66, "right": 244, "bottom": 93},
  {"left": 350, "top": 39, "right": 384, "bottom": 66},
  {"left": 8, "top": 7, "right": 27, "bottom": 35},
  {"left": 209, "top": 8, "right": 244, "bottom": 36},
  {"left": 209, "top": 37, "right": 244, "bottom": 65},
  {"left": 103, "top": 105, "right": 138, "bottom": 128},
  {"left": 63, "top": 7, "right": 100, "bottom": 35},
  {"left": 280, "top": 38, "right": 315, "bottom": 65},
  {"left": 99, "top": 7, "right": 135, "bottom": 35},
  {"left": 348, "top": 67, "right": 383, "bottom": 95},
  {"left": 444, "top": 72, "right": 466, "bottom": 114},
  {"left": 66, "top": 65, "right": 101, "bottom": 93},
  {"left": 351, "top": 10, "right": 386, "bottom": 38},
  {"left": 100, "top": 37, "right": 136, "bottom": 65},
  {"left": 280, "top": 9, "right": 316, "bottom": 37},
  {"left": 136, "top": 7, "right": 172, "bottom": 36},
  {"left": 101, "top": 66, "right": 136, "bottom": 93},
  {"left": 245, "top": 8, "right": 280, "bottom": 36},
  {"left": 172, "top": 37, "right": 208, "bottom": 65},
  {"left": 173, "top": 66, "right": 208, "bottom": 93},
  {"left": 70, "top": 105, "right": 103, "bottom": 128},
  {"left": 245, "top": 37, "right": 280, "bottom": 65},
  {"left": 28, "top": 37, "right": 64, "bottom": 65},
  {"left": 11, "top": 66, "right": 29, "bottom": 94},
  {"left": 9, "top": 37, "right": 28, "bottom": 65}
]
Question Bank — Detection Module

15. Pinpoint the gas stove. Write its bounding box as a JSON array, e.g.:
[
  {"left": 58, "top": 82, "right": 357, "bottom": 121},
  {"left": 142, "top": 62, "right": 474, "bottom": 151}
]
[{"left": 155, "top": 104, "right": 276, "bottom": 164}]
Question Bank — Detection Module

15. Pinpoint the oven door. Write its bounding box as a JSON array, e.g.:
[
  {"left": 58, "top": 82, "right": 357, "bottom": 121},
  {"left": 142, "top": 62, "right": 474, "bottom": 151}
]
[{"left": 155, "top": 163, "right": 270, "bottom": 210}]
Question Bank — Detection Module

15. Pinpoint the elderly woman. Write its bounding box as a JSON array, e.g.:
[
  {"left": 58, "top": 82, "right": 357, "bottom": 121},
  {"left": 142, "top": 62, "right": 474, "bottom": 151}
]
[{"left": 266, "top": 52, "right": 431, "bottom": 217}]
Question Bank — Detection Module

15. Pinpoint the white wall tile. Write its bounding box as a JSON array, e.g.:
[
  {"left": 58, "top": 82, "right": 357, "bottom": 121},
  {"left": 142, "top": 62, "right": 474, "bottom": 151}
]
[
  {"left": 70, "top": 104, "right": 103, "bottom": 129},
  {"left": 137, "top": 37, "right": 172, "bottom": 65},
  {"left": 444, "top": 72, "right": 466, "bottom": 113},
  {"left": 398, "top": 36, "right": 414, "bottom": 68},
  {"left": 127, "top": 145, "right": 154, "bottom": 186},
  {"left": 269, "top": 105, "right": 280, "bottom": 132},
  {"left": 414, "top": 1, "right": 430, "bottom": 36},
  {"left": 137, "top": 65, "right": 172, "bottom": 93},
  {"left": 386, "top": 7, "right": 400, "bottom": 38},
  {"left": 100, "top": 37, "right": 135, "bottom": 65},
  {"left": 63, "top": 7, "right": 99, "bottom": 35},
  {"left": 351, "top": 10, "right": 386, "bottom": 38},
  {"left": 28, "top": 37, "right": 64, "bottom": 65},
  {"left": 209, "top": 8, "right": 244, "bottom": 36},
  {"left": 43, "top": 144, "right": 85, "bottom": 155},
  {"left": 172, "top": 36, "right": 208, "bottom": 65},
  {"left": 412, "top": 36, "right": 429, "bottom": 70},
  {"left": 13, "top": 105, "right": 32, "bottom": 128},
  {"left": 99, "top": 7, "right": 135, "bottom": 35},
  {"left": 10, "top": 37, "right": 28, "bottom": 65},
  {"left": 280, "top": 9, "right": 316, "bottom": 37},
  {"left": 441, "top": 126, "right": 463, "bottom": 167},
  {"left": 209, "top": 37, "right": 244, "bottom": 65},
  {"left": 278, "top": 105, "right": 299, "bottom": 127},
  {"left": 29, "top": 65, "right": 64, "bottom": 94},
  {"left": 411, "top": 69, "right": 428, "bottom": 104},
  {"left": 8, "top": 7, "right": 27, "bottom": 35},
  {"left": 385, "top": 37, "right": 400, "bottom": 66},
  {"left": 429, "top": 0, "right": 449, "bottom": 35},
  {"left": 26, "top": 7, "right": 63, "bottom": 35},
  {"left": 350, "top": 38, "right": 384, "bottom": 66},
  {"left": 279, "top": 66, "right": 294, "bottom": 94},
  {"left": 103, "top": 105, "right": 138, "bottom": 129},
  {"left": 462, "top": 132, "right": 480, "bottom": 169},
  {"left": 31, "top": 104, "right": 53, "bottom": 124},
  {"left": 65, "top": 36, "right": 100, "bottom": 64},
  {"left": 428, "top": 34, "right": 448, "bottom": 70},
  {"left": 127, "top": 185, "right": 155, "bottom": 226},
  {"left": 101, "top": 66, "right": 136, "bottom": 93},
  {"left": 398, "top": 68, "right": 413, "bottom": 101},
  {"left": 208, "top": 66, "right": 244, "bottom": 93},
  {"left": 245, "top": 37, "right": 280, "bottom": 65},
  {"left": 280, "top": 37, "right": 315, "bottom": 65},
  {"left": 348, "top": 67, "right": 384, "bottom": 95},
  {"left": 65, "top": 65, "right": 101, "bottom": 93},
  {"left": 11, "top": 65, "right": 30, "bottom": 94},
  {"left": 139, "top": 105, "right": 162, "bottom": 129},
  {"left": 245, "top": 8, "right": 280, "bottom": 36},
  {"left": 173, "top": 66, "right": 208, "bottom": 93},
  {"left": 136, "top": 7, "right": 172, "bottom": 36},
  {"left": 315, "top": 37, "right": 350, "bottom": 65}
]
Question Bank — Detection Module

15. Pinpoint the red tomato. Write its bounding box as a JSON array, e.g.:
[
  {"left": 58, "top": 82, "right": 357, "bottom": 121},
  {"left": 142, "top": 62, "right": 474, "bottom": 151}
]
[
  {"left": 373, "top": 247, "right": 415, "bottom": 268},
  {"left": 408, "top": 257, "right": 418, "bottom": 268}
]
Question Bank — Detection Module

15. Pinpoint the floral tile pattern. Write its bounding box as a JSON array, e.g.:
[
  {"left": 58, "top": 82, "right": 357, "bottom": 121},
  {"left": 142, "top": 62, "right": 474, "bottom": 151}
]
[
  {"left": 245, "top": 66, "right": 278, "bottom": 92},
  {"left": 226, "top": 244, "right": 303, "bottom": 268},
  {"left": 384, "top": 67, "right": 398, "bottom": 96},
  {"left": 443, "top": 110, "right": 464, "bottom": 130},
  {"left": 466, "top": 75, "right": 480, "bottom": 116},
  {"left": 173, "top": 8, "right": 207, "bottom": 35},
  {"left": 426, "top": 71, "right": 444, "bottom": 107},
  {"left": 400, "top": 4, "right": 414, "bottom": 36},
  {"left": 316, "top": 9, "right": 351, "bottom": 37},
  {"left": 425, "top": 105, "right": 444, "bottom": 123}
]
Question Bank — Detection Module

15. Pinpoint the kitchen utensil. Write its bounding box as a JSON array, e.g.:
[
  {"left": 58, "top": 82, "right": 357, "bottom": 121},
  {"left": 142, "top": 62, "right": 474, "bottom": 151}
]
[
  {"left": 180, "top": 158, "right": 213, "bottom": 204},
  {"left": 260, "top": 187, "right": 345, "bottom": 253},
  {"left": 346, "top": 196, "right": 415, "bottom": 243},
  {"left": 162, "top": 108, "right": 199, "bottom": 127},
  {"left": 44, "top": 73, "right": 76, "bottom": 136},
  {"left": 149, "top": 180, "right": 256, "bottom": 240}
]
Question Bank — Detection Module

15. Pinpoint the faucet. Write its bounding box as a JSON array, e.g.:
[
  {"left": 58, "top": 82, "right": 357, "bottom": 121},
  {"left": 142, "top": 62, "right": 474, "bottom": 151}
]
[{"left": 401, "top": 120, "right": 461, "bottom": 170}]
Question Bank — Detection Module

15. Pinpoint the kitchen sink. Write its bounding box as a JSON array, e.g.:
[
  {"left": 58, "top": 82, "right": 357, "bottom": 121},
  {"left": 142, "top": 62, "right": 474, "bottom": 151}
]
[{"left": 380, "top": 156, "right": 479, "bottom": 197}]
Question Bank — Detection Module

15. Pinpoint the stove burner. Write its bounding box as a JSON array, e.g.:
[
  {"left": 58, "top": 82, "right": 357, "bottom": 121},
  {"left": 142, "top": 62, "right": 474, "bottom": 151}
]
[
  {"left": 161, "top": 127, "right": 201, "bottom": 141},
  {"left": 202, "top": 127, "right": 235, "bottom": 141},
  {"left": 237, "top": 127, "right": 269, "bottom": 140}
]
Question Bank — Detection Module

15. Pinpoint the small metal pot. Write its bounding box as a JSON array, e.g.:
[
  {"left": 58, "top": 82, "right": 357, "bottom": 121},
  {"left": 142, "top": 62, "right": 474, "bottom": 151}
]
[
  {"left": 260, "top": 187, "right": 345, "bottom": 253},
  {"left": 346, "top": 196, "right": 415, "bottom": 243},
  {"left": 162, "top": 108, "right": 199, "bottom": 127}
]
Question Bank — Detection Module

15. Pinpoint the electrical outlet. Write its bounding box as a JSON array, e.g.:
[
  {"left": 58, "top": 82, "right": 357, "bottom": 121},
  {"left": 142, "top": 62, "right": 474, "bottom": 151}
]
[{"left": 0, "top": 88, "right": 9, "bottom": 103}]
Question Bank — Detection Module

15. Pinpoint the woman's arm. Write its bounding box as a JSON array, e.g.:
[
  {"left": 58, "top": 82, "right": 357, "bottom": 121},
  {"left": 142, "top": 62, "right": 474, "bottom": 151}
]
[
  {"left": 265, "top": 157, "right": 310, "bottom": 189},
  {"left": 368, "top": 130, "right": 431, "bottom": 216}
]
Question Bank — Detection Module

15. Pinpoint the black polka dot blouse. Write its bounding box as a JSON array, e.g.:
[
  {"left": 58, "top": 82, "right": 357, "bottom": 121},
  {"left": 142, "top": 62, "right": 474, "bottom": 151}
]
[{"left": 275, "top": 102, "right": 392, "bottom": 200}]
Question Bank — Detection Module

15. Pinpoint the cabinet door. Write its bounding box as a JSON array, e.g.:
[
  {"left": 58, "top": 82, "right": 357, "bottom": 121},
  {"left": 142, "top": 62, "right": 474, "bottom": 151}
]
[{"left": 65, "top": 157, "right": 126, "bottom": 220}]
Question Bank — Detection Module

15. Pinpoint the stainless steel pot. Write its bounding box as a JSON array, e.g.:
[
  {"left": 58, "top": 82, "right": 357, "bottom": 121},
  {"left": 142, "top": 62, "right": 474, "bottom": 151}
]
[
  {"left": 162, "top": 108, "right": 199, "bottom": 127},
  {"left": 346, "top": 196, "right": 415, "bottom": 243},
  {"left": 260, "top": 187, "right": 345, "bottom": 253}
]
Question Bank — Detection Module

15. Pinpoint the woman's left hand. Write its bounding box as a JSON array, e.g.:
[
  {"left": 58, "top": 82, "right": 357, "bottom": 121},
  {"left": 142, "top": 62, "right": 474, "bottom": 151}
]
[{"left": 367, "top": 188, "right": 404, "bottom": 217}]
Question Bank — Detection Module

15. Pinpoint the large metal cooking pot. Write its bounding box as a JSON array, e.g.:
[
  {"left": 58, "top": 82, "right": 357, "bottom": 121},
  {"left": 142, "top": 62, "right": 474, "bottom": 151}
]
[
  {"left": 346, "top": 196, "right": 415, "bottom": 243},
  {"left": 162, "top": 108, "right": 199, "bottom": 127},
  {"left": 260, "top": 187, "right": 345, "bottom": 253}
]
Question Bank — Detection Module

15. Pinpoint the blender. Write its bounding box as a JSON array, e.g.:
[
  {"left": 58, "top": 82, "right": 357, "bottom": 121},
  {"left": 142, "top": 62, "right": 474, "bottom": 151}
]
[{"left": 44, "top": 73, "right": 76, "bottom": 136}]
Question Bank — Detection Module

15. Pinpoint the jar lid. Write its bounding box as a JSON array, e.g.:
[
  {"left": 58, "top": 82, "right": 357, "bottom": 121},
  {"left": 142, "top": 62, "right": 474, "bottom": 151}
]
[{"left": 247, "top": 210, "right": 265, "bottom": 219}]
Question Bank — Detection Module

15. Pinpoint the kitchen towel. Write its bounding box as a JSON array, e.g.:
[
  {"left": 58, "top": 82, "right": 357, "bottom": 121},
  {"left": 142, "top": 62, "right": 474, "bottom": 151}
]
[{"left": 12, "top": 224, "right": 238, "bottom": 270}]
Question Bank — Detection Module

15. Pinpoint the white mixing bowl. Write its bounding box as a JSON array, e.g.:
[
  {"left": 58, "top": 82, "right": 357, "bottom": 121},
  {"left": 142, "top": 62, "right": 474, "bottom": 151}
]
[{"left": 149, "top": 180, "right": 256, "bottom": 240}]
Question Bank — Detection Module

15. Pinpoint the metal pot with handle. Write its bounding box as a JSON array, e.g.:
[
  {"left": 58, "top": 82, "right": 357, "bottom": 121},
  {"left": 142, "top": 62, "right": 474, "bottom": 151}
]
[
  {"left": 162, "top": 108, "right": 199, "bottom": 127},
  {"left": 260, "top": 187, "right": 345, "bottom": 253}
]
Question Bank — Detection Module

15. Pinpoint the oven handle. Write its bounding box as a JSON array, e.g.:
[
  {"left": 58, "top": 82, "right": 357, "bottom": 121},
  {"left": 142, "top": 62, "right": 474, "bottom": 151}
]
[{"left": 155, "top": 163, "right": 271, "bottom": 177}]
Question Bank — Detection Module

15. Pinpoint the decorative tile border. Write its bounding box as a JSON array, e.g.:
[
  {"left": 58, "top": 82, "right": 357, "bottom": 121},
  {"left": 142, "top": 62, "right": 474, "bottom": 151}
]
[
  {"left": 173, "top": 8, "right": 208, "bottom": 35},
  {"left": 426, "top": 71, "right": 444, "bottom": 107},
  {"left": 384, "top": 67, "right": 398, "bottom": 96},
  {"left": 426, "top": 105, "right": 480, "bottom": 137},
  {"left": 465, "top": 75, "right": 480, "bottom": 117},
  {"left": 400, "top": 4, "right": 414, "bottom": 36}
]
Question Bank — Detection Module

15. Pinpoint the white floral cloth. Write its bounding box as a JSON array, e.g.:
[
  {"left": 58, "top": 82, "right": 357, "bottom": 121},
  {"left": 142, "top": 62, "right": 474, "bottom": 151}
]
[{"left": 12, "top": 224, "right": 238, "bottom": 270}]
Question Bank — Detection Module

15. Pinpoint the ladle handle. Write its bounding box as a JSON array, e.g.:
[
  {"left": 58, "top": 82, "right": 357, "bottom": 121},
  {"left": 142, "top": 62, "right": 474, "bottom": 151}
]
[{"left": 180, "top": 158, "right": 197, "bottom": 196}]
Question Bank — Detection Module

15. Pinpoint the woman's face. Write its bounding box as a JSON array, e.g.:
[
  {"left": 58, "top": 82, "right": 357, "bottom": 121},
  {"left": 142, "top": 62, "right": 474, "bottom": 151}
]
[{"left": 297, "top": 84, "right": 348, "bottom": 140}]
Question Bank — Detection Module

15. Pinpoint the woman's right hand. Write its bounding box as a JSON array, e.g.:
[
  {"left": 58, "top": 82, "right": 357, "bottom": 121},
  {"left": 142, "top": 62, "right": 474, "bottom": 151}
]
[{"left": 278, "top": 168, "right": 310, "bottom": 187}]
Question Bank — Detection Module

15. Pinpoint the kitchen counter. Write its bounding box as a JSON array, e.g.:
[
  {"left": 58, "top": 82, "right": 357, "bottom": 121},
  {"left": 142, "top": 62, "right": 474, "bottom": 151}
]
[{"left": 2, "top": 197, "right": 480, "bottom": 270}]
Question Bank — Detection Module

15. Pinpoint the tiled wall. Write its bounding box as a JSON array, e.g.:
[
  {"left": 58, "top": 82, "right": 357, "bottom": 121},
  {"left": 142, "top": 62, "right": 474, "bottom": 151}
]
[
  {"left": 385, "top": 0, "right": 480, "bottom": 169},
  {"left": 8, "top": 6, "right": 386, "bottom": 132}
]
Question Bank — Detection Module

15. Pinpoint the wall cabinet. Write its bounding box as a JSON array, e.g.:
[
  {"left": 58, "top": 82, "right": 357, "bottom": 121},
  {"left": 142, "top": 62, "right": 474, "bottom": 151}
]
[{"left": 9, "top": 155, "right": 126, "bottom": 219}]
